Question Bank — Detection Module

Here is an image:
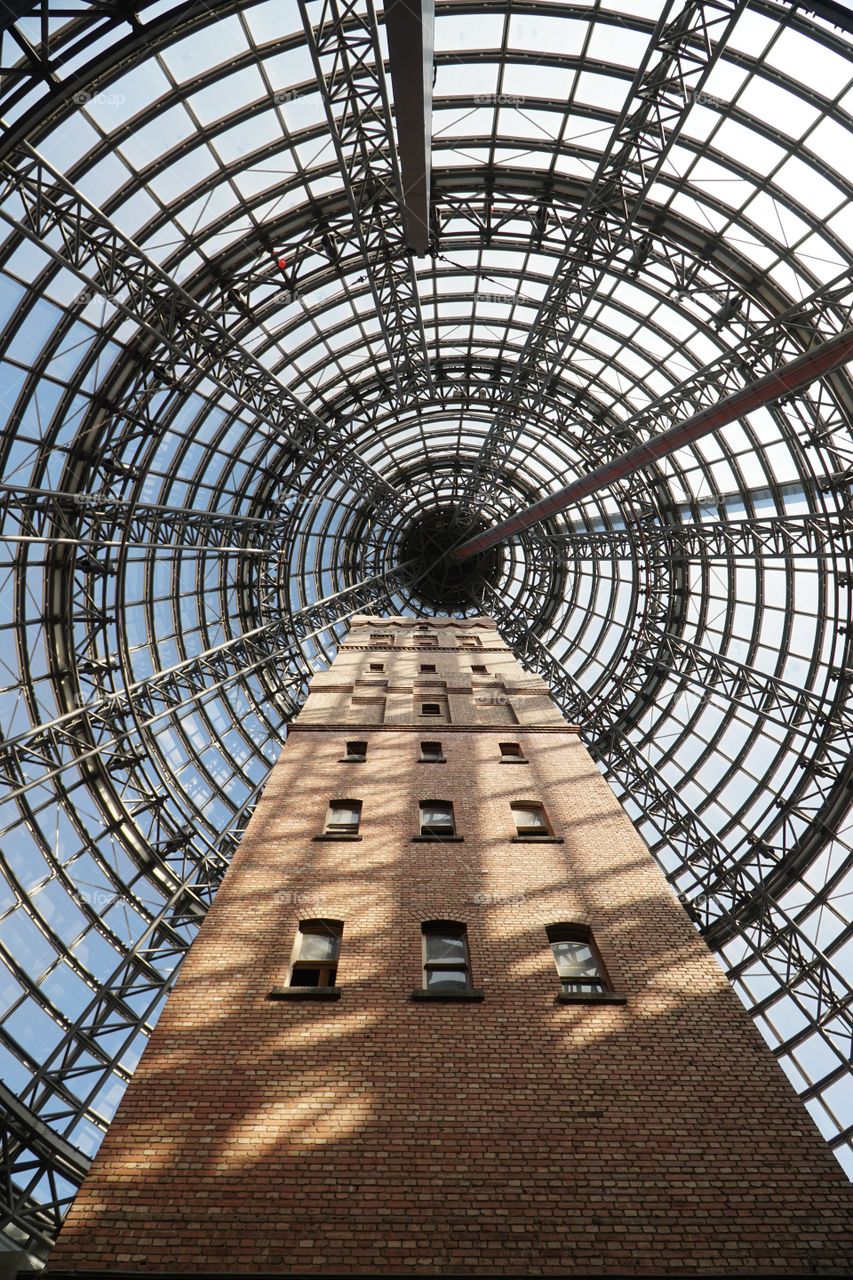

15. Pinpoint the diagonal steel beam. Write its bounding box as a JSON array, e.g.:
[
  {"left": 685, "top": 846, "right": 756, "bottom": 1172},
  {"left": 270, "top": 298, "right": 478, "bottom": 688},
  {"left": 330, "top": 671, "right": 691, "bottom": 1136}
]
[
  {"left": 454, "top": 325, "right": 853, "bottom": 560},
  {"left": 0, "top": 567, "right": 408, "bottom": 803},
  {"left": 456, "top": 0, "right": 746, "bottom": 517},
  {"left": 0, "top": 143, "right": 403, "bottom": 520}
]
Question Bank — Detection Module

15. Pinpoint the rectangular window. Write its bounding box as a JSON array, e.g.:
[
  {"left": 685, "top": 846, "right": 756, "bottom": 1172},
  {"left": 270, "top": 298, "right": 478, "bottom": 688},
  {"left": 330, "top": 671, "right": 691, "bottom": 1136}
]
[
  {"left": 511, "top": 802, "right": 550, "bottom": 836},
  {"left": 420, "top": 663, "right": 436, "bottom": 673},
  {"left": 291, "top": 920, "right": 342, "bottom": 988},
  {"left": 369, "top": 662, "right": 384, "bottom": 672},
  {"left": 421, "top": 702, "right": 441, "bottom": 716},
  {"left": 370, "top": 633, "right": 393, "bottom": 646},
  {"left": 459, "top": 636, "right": 480, "bottom": 648},
  {"left": 420, "top": 800, "right": 455, "bottom": 837},
  {"left": 499, "top": 742, "right": 525, "bottom": 761},
  {"left": 416, "top": 633, "right": 438, "bottom": 648},
  {"left": 471, "top": 664, "right": 487, "bottom": 674},
  {"left": 422, "top": 922, "right": 471, "bottom": 992},
  {"left": 325, "top": 800, "right": 362, "bottom": 835},
  {"left": 420, "top": 741, "right": 444, "bottom": 762},
  {"left": 342, "top": 741, "right": 367, "bottom": 762},
  {"left": 546, "top": 924, "right": 608, "bottom": 995}
]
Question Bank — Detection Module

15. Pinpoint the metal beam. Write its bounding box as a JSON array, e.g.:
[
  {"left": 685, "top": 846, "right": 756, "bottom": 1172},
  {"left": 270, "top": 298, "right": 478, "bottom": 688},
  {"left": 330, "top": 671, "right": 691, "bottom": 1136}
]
[
  {"left": 453, "top": 325, "right": 853, "bottom": 560},
  {"left": 549, "top": 511, "right": 853, "bottom": 561},
  {"left": 298, "top": 0, "right": 432, "bottom": 397},
  {"left": 455, "top": 0, "right": 745, "bottom": 517},
  {"left": 0, "top": 145, "right": 402, "bottom": 520},
  {"left": 384, "top": 0, "right": 434, "bottom": 255},
  {"left": 0, "top": 568, "right": 407, "bottom": 804}
]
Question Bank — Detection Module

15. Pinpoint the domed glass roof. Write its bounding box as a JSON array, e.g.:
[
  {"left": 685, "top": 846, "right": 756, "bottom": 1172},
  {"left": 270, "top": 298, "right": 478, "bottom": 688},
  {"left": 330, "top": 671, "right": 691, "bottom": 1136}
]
[{"left": 0, "top": 0, "right": 852, "bottom": 1260}]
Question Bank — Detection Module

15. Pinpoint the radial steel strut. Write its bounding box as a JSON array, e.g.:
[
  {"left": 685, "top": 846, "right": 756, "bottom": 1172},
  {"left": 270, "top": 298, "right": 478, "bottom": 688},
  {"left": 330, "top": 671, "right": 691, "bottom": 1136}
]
[{"left": 453, "top": 326, "right": 853, "bottom": 561}]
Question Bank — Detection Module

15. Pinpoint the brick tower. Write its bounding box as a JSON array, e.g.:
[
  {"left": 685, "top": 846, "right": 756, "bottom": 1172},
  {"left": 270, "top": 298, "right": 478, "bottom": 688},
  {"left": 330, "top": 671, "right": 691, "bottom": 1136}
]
[{"left": 50, "top": 616, "right": 853, "bottom": 1275}]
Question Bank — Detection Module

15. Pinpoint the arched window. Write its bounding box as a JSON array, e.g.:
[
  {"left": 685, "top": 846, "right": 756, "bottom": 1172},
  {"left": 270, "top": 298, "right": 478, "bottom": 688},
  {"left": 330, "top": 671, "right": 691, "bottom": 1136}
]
[
  {"left": 324, "top": 799, "right": 362, "bottom": 835},
  {"left": 419, "top": 800, "right": 455, "bottom": 837},
  {"left": 421, "top": 921, "right": 471, "bottom": 993},
  {"left": 546, "top": 924, "right": 609, "bottom": 995},
  {"left": 290, "top": 920, "right": 343, "bottom": 989},
  {"left": 511, "top": 801, "right": 551, "bottom": 837}
]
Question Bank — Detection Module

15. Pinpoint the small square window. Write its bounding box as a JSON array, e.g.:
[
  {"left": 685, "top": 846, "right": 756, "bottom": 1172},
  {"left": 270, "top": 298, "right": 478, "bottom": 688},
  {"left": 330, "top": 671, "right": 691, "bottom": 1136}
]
[
  {"left": 499, "top": 742, "right": 527, "bottom": 762},
  {"left": 420, "top": 663, "right": 436, "bottom": 673},
  {"left": 343, "top": 741, "right": 367, "bottom": 762},
  {"left": 369, "top": 662, "right": 384, "bottom": 672},
  {"left": 420, "top": 741, "right": 444, "bottom": 761},
  {"left": 421, "top": 702, "right": 441, "bottom": 716},
  {"left": 471, "top": 664, "right": 487, "bottom": 674}
]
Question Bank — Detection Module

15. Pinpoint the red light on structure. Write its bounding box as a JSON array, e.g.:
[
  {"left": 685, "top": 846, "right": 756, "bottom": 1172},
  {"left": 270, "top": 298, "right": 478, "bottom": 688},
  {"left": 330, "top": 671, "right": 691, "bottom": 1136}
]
[{"left": 277, "top": 257, "right": 287, "bottom": 271}]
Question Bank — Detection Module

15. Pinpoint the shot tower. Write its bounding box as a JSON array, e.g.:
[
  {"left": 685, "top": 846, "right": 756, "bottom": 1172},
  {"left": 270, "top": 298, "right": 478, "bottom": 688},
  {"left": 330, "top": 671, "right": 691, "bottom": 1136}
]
[{"left": 50, "top": 616, "right": 853, "bottom": 1274}]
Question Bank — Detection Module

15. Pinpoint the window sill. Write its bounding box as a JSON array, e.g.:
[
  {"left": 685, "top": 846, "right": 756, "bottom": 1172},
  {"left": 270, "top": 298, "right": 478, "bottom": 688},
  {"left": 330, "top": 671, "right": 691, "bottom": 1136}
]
[
  {"left": 410, "top": 989, "right": 485, "bottom": 1002},
  {"left": 313, "top": 834, "right": 362, "bottom": 842},
  {"left": 268, "top": 986, "right": 342, "bottom": 1001},
  {"left": 411, "top": 834, "right": 464, "bottom": 842},
  {"left": 500, "top": 758, "right": 529, "bottom": 764},
  {"left": 418, "top": 758, "right": 446, "bottom": 764},
  {"left": 338, "top": 758, "right": 365, "bottom": 764},
  {"left": 511, "top": 835, "right": 564, "bottom": 843},
  {"left": 555, "top": 991, "right": 627, "bottom": 1006}
]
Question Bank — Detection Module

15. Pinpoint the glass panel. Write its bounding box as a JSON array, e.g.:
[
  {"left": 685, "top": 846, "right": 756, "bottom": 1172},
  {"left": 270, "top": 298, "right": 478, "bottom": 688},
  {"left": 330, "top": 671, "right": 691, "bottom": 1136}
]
[
  {"left": 551, "top": 940, "right": 599, "bottom": 978},
  {"left": 298, "top": 931, "right": 340, "bottom": 961},
  {"left": 424, "top": 932, "right": 466, "bottom": 962},
  {"left": 425, "top": 967, "right": 469, "bottom": 990},
  {"left": 514, "top": 806, "right": 546, "bottom": 830},
  {"left": 328, "top": 805, "right": 360, "bottom": 827},
  {"left": 421, "top": 804, "right": 453, "bottom": 830}
]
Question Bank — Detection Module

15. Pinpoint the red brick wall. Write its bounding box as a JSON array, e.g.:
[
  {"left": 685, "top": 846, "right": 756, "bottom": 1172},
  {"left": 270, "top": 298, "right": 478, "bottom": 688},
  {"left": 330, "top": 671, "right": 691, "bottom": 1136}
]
[{"left": 49, "top": 621, "right": 853, "bottom": 1274}]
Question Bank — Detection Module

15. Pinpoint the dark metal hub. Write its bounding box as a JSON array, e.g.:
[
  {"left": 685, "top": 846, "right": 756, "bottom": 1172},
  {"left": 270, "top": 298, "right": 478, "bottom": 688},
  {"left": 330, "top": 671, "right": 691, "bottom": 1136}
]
[{"left": 399, "top": 508, "right": 501, "bottom": 611}]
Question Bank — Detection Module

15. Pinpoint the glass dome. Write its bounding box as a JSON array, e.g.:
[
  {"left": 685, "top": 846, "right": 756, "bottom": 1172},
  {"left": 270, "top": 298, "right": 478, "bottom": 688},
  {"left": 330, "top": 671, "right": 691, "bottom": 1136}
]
[{"left": 0, "top": 0, "right": 851, "bottom": 1261}]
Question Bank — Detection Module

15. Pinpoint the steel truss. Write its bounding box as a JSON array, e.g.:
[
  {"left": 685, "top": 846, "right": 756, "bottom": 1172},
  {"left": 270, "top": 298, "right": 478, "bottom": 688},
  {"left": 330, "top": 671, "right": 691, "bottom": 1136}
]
[
  {"left": 456, "top": 0, "right": 746, "bottom": 520},
  {"left": 0, "top": 569, "right": 404, "bottom": 1262},
  {"left": 0, "top": 146, "right": 401, "bottom": 521},
  {"left": 486, "top": 602, "right": 853, "bottom": 1146},
  {"left": 298, "top": 0, "right": 433, "bottom": 402},
  {"left": 550, "top": 511, "right": 853, "bottom": 561},
  {"left": 0, "top": 0, "right": 851, "bottom": 1257}
]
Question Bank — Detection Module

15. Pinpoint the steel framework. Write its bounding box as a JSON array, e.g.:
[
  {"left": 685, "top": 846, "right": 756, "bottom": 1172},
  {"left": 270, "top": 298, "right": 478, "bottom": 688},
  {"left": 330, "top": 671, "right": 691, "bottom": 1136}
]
[{"left": 0, "top": 0, "right": 851, "bottom": 1262}]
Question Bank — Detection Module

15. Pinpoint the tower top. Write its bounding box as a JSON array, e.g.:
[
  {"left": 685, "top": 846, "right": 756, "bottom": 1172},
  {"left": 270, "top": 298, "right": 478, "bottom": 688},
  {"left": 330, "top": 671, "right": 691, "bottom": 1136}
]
[{"left": 347, "top": 614, "right": 498, "bottom": 630}]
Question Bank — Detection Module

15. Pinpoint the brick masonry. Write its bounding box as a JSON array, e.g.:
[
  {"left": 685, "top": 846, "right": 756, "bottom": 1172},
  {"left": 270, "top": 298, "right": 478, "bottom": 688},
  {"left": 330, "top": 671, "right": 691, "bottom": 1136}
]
[{"left": 49, "top": 617, "right": 853, "bottom": 1274}]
